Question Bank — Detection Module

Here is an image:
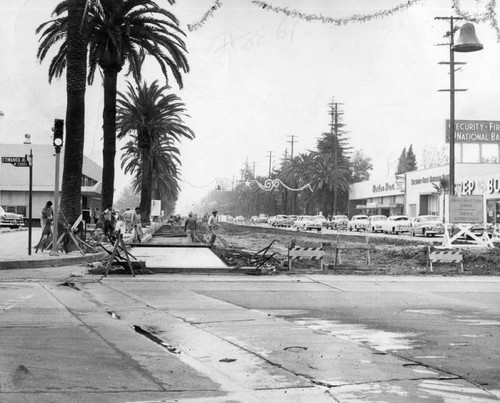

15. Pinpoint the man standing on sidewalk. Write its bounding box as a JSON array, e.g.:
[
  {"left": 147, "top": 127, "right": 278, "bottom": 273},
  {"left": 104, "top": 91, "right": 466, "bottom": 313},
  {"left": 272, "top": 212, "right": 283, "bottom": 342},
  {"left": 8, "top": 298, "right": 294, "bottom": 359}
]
[{"left": 133, "top": 207, "right": 143, "bottom": 243}]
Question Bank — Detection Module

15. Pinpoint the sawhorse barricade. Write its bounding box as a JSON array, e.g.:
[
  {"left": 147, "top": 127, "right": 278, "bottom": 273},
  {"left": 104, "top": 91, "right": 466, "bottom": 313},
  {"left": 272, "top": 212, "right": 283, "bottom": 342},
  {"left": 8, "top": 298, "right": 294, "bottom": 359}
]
[
  {"left": 287, "top": 245, "right": 326, "bottom": 270},
  {"left": 325, "top": 237, "right": 374, "bottom": 266},
  {"left": 427, "top": 246, "right": 464, "bottom": 272}
]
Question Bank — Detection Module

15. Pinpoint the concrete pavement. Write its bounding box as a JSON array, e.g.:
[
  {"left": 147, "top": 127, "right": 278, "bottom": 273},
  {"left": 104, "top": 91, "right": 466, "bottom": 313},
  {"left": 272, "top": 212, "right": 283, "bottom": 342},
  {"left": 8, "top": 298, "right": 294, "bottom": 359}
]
[
  {"left": 1, "top": 267, "right": 499, "bottom": 402},
  {"left": 0, "top": 224, "right": 159, "bottom": 270}
]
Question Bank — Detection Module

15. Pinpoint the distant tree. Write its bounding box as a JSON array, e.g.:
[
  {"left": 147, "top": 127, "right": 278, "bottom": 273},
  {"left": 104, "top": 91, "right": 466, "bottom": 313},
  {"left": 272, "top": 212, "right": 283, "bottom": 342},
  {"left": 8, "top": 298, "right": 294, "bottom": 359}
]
[
  {"left": 396, "top": 147, "right": 407, "bottom": 175},
  {"left": 114, "top": 186, "right": 141, "bottom": 212},
  {"left": 420, "top": 145, "right": 449, "bottom": 169},
  {"left": 350, "top": 150, "right": 373, "bottom": 183},
  {"left": 405, "top": 144, "right": 418, "bottom": 172}
]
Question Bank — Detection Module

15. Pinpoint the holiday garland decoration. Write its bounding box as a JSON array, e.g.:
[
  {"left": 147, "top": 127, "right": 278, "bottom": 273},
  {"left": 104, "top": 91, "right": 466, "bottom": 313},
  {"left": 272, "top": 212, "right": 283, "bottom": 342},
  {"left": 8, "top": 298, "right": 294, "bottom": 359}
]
[
  {"left": 254, "top": 178, "right": 312, "bottom": 192},
  {"left": 251, "top": 0, "right": 425, "bottom": 25},
  {"left": 187, "top": 0, "right": 222, "bottom": 32},
  {"left": 186, "top": 0, "right": 499, "bottom": 40},
  {"left": 452, "top": 0, "right": 500, "bottom": 40}
]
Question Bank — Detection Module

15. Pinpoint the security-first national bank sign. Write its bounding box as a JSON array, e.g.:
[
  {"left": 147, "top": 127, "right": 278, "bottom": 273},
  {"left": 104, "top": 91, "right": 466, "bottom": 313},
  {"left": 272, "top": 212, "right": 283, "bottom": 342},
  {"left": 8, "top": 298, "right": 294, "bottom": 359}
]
[{"left": 446, "top": 120, "right": 500, "bottom": 143}]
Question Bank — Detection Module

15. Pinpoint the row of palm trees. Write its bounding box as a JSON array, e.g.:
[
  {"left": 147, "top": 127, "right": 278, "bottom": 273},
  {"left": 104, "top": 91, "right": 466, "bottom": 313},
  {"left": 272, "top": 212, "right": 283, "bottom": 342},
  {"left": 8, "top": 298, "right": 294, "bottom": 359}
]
[
  {"left": 36, "top": 0, "right": 192, "bottom": 226},
  {"left": 197, "top": 129, "right": 371, "bottom": 218}
]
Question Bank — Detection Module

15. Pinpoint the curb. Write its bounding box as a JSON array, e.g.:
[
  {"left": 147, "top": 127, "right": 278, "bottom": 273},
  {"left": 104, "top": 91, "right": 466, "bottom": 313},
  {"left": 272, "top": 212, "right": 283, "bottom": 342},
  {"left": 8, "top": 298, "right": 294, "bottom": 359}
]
[
  {"left": 0, "top": 228, "right": 157, "bottom": 270},
  {"left": 0, "top": 252, "right": 107, "bottom": 270}
]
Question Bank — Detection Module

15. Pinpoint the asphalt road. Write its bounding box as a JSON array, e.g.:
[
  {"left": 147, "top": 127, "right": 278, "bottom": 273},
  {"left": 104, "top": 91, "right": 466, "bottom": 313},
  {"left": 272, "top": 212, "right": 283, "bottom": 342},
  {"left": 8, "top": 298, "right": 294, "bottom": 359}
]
[{"left": 1, "top": 268, "right": 499, "bottom": 402}]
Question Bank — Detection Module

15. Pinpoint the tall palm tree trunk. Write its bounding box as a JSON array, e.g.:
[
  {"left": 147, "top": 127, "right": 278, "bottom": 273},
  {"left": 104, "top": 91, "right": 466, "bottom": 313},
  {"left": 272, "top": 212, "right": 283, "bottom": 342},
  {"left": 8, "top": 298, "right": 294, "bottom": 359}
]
[
  {"left": 140, "top": 148, "right": 153, "bottom": 225},
  {"left": 101, "top": 68, "right": 119, "bottom": 209},
  {"left": 60, "top": 0, "right": 87, "bottom": 227}
]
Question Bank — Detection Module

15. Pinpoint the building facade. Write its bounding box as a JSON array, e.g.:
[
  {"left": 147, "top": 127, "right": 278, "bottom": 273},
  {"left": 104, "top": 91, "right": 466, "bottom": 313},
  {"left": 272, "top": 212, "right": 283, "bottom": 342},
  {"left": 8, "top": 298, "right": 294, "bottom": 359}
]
[
  {"left": 0, "top": 144, "right": 102, "bottom": 224},
  {"left": 349, "top": 163, "right": 500, "bottom": 226}
]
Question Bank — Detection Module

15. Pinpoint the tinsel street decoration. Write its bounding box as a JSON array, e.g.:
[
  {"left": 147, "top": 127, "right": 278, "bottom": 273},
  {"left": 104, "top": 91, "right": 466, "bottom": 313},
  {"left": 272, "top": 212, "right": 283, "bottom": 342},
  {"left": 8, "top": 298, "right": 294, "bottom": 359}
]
[
  {"left": 188, "top": 0, "right": 222, "bottom": 31},
  {"left": 251, "top": 0, "right": 425, "bottom": 25},
  {"left": 452, "top": 0, "right": 499, "bottom": 40},
  {"left": 186, "top": 0, "right": 500, "bottom": 41},
  {"left": 254, "top": 178, "right": 312, "bottom": 192}
]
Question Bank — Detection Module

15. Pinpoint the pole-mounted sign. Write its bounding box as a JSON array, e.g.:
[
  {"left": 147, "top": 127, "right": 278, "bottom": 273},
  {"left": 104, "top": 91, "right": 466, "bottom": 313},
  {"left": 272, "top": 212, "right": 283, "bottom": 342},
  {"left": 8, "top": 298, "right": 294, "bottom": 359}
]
[{"left": 1, "top": 156, "right": 30, "bottom": 167}]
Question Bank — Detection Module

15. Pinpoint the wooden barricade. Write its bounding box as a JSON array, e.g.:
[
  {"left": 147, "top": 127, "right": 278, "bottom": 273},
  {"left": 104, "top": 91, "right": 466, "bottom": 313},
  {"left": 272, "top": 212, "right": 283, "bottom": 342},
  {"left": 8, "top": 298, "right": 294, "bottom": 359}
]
[
  {"left": 427, "top": 246, "right": 464, "bottom": 272},
  {"left": 325, "top": 237, "right": 374, "bottom": 266},
  {"left": 287, "top": 245, "right": 326, "bottom": 270}
]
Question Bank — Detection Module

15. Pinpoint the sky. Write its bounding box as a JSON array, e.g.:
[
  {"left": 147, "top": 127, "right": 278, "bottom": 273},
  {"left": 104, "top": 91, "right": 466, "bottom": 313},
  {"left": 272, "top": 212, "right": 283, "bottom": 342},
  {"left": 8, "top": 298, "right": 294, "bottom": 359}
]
[{"left": 1, "top": 0, "right": 499, "bottom": 215}]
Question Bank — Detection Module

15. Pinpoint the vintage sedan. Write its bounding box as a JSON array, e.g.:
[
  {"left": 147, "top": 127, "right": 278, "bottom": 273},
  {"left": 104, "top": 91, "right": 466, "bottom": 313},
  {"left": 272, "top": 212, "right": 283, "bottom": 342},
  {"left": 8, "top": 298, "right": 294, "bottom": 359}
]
[
  {"left": 368, "top": 215, "right": 388, "bottom": 233},
  {"left": 325, "top": 215, "right": 349, "bottom": 230},
  {"left": 278, "top": 215, "right": 297, "bottom": 227},
  {"left": 270, "top": 214, "right": 287, "bottom": 227},
  {"left": 293, "top": 215, "right": 322, "bottom": 232},
  {"left": 380, "top": 215, "right": 411, "bottom": 234},
  {"left": 0, "top": 206, "right": 24, "bottom": 228},
  {"left": 348, "top": 215, "right": 370, "bottom": 231},
  {"left": 410, "top": 215, "right": 445, "bottom": 237}
]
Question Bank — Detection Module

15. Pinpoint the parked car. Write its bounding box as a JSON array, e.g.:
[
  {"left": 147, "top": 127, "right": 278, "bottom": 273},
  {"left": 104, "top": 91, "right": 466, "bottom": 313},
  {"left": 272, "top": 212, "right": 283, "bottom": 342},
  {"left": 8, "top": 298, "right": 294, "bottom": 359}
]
[
  {"left": 368, "top": 215, "right": 388, "bottom": 233},
  {"left": 312, "top": 215, "right": 327, "bottom": 227},
  {"left": 293, "top": 215, "right": 322, "bottom": 232},
  {"left": 447, "top": 223, "right": 494, "bottom": 240},
  {"left": 326, "top": 215, "right": 349, "bottom": 230},
  {"left": 267, "top": 216, "right": 277, "bottom": 226},
  {"left": 348, "top": 215, "right": 369, "bottom": 231},
  {"left": 271, "top": 214, "right": 287, "bottom": 227},
  {"left": 235, "top": 215, "right": 245, "bottom": 223},
  {"left": 278, "top": 215, "right": 297, "bottom": 227},
  {"left": 410, "top": 215, "right": 445, "bottom": 237},
  {"left": 0, "top": 206, "right": 24, "bottom": 228},
  {"left": 256, "top": 214, "right": 269, "bottom": 223},
  {"left": 249, "top": 215, "right": 259, "bottom": 224},
  {"left": 380, "top": 215, "right": 411, "bottom": 234}
]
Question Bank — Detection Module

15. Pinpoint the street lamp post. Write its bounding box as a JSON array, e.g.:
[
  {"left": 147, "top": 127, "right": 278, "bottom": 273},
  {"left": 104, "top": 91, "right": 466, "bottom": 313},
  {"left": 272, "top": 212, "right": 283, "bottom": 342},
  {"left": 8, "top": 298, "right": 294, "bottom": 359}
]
[
  {"left": 436, "top": 17, "right": 483, "bottom": 196},
  {"left": 23, "top": 134, "right": 33, "bottom": 255}
]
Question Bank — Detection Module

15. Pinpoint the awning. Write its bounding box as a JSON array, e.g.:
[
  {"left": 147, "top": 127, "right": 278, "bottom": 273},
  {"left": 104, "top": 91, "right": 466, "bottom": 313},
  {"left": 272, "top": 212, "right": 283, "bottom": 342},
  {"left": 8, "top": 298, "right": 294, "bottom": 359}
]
[{"left": 82, "top": 181, "right": 102, "bottom": 197}]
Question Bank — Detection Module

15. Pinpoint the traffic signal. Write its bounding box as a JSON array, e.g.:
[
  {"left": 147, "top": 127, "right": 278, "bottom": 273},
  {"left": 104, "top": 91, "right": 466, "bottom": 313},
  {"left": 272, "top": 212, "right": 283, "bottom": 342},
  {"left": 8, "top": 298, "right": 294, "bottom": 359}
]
[{"left": 53, "top": 119, "right": 64, "bottom": 149}]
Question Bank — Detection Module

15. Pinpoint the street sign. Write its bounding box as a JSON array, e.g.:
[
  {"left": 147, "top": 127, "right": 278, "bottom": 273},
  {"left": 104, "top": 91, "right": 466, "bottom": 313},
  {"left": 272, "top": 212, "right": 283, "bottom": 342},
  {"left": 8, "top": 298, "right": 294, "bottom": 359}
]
[
  {"left": 1, "top": 156, "right": 29, "bottom": 167},
  {"left": 449, "top": 195, "right": 483, "bottom": 224}
]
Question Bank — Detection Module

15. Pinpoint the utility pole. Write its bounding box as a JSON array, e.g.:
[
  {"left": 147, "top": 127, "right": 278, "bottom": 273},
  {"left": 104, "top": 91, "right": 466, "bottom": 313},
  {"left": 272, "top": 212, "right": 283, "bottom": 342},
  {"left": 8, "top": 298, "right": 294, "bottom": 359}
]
[
  {"left": 287, "top": 134, "right": 298, "bottom": 161},
  {"left": 252, "top": 161, "right": 256, "bottom": 179},
  {"left": 266, "top": 151, "right": 273, "bottom": 177},
  {"left": 328, "top": 99, "right": 344, "bottom": 215}
]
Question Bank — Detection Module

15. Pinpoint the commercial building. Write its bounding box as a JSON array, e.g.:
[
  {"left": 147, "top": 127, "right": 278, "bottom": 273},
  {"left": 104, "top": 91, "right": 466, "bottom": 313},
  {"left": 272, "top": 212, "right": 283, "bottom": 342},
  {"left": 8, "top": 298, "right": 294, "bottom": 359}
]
[
  {"left": 0, "top": 143, "right": 102, "bottom": 224},
  {"left": 349, "top": 163, "right": 500, "bottom": 226}
]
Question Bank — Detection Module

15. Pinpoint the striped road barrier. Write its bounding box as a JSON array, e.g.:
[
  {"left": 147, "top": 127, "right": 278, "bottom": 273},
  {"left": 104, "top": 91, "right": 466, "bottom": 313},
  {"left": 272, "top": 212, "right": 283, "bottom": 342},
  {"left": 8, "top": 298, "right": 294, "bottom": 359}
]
[
  {"left": 287, "top": 246, "right": 325, "bottom": 270},
  {"left": 427, "top": 246, "right": 464, "bottom": 272}
]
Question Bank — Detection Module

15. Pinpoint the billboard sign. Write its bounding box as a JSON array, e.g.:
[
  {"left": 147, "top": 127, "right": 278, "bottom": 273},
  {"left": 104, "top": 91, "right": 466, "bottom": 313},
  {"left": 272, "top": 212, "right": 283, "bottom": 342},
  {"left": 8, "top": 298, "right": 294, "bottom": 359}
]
[
  {"left": 445, "top": 120, "right": 500, "bottom": 144},
  {"left": 449, "top": 195, "right": 483, "bottom": 224}
]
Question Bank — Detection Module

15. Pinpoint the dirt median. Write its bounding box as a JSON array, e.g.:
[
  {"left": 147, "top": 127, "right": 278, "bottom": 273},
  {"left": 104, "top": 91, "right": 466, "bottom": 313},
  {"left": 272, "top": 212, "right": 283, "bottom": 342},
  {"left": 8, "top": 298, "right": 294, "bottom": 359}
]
[{"left": 211, "top": 223, "right": 500, "bottom": 275}]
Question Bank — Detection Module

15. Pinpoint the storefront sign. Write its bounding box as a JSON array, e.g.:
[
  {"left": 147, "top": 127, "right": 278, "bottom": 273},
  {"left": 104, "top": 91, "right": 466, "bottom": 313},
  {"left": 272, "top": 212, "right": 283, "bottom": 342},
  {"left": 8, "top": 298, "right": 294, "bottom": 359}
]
[
  {"left": 456, "top": 177, "right": 500, "bottom": 195},
  {"left": 410, "top": 174, "right": 448, "bottom": 186},
  {"left": 372, "top": 183, "right": 396, "bottom": 193},
  {"left": 449, "top": 195, "right": 483, "bottom": 224},
  {"left": 445, "top": 120, "right": 500, "bottom": 144}
]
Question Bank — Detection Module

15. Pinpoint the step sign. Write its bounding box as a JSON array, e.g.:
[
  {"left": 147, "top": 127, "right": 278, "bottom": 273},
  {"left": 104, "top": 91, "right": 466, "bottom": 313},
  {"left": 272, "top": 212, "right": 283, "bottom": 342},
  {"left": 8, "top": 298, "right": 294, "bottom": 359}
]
[{"left": 1, "top": 156, "right": 29, "bottom": 167}]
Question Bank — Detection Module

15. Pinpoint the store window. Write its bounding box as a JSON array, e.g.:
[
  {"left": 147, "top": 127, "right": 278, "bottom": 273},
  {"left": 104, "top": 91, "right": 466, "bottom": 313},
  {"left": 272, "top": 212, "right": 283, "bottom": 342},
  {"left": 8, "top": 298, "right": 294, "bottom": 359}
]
[{"left": 486, "top": 199, "right": 500, "bottom": 225}]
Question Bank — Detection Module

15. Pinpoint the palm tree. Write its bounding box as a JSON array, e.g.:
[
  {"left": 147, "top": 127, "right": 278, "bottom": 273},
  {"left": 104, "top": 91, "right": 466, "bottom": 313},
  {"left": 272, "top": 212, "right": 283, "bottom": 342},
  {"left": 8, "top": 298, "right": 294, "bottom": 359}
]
[
  {"left": 117, "top": 80, "right": 194, "bottom": 223},
  {"left": 37, "top": 0, "right": 88, "bottom": 228},
  {"left": 37, "top": 0, "right": 189, "bottom": 211}
]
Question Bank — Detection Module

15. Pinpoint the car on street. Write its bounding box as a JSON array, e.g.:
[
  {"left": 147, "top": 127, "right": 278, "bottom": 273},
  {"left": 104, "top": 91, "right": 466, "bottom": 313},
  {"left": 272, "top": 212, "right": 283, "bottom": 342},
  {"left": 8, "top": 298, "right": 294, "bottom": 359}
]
[
  {"left": 410, "top": 215, "right": 445, "bottom": 237},
  {"left": 325, "top": 215, "right": 349, "bottom": 230},
  {"left": 380, "top": 215, "right": 411, "bottom": 234},
  {"left": 293, "top": 215, "right": 322, "bottom": 232},
  {"left": 348, "top": 215, "right": 369, "bottom": 231},
  {"left": 277, "top": 215, "right": 297, "bottom": 227},
  {"left": 0, "top": 206, "right": 24, "bottom": 228},
  {"left": 271, "top": 214, "right": 287, "bottom": 227},
  {"left": 257, "top": 214, "right": 269, "bottom": 223},
  {"left": 249, "top": 215, "right": 259, "bottom": 224},
  {"left": 368, "top": 215, "right": 388, "bottom": 233},
  {"left": 312, "top": 215, "right": 327, "bottom": 227},
  {"left": 235, "top": 215, "right": 245, "bottom": 223},
  {"left": 446, "top": 222, "right": 494, "bottom": 240}
]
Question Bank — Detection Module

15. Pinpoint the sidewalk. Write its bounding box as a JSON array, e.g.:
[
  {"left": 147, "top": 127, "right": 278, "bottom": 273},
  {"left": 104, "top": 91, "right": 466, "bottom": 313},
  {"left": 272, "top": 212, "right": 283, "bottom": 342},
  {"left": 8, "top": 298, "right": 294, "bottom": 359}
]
[{"left": 0, "top": 223, "right": 160, "bottom": 270}]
